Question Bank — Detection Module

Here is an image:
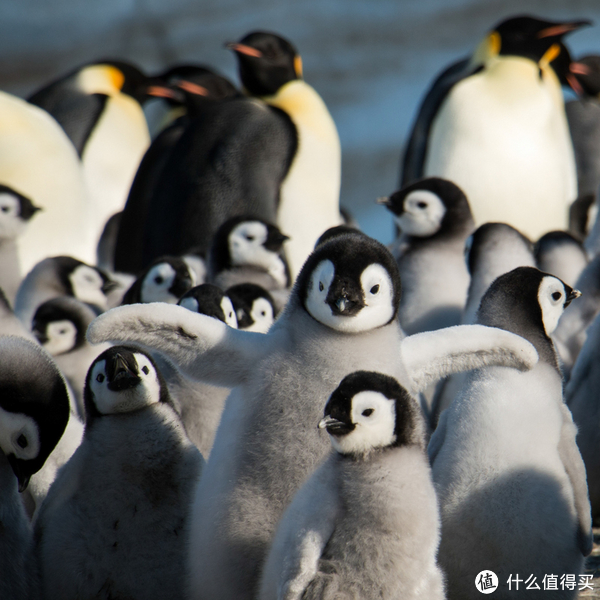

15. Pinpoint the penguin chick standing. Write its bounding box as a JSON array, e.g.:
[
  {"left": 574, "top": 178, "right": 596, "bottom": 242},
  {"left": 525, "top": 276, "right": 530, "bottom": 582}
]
[
  {"left": 534, "top": 230, "right": 588, "bottom": 287},
  {"left": 403, "top": 16, "right": 588, "bottom": 239},
  {"left": 229, "top": 31, "right": 343, "bottom": 277},
  {"left": 88, "top": 233, "right": 539, "bottom": 600},
  {"left": 380, "top": 177, "right": 474, "bottom": 334},
  {"left": 0, "top": 336, "right": 70, "bottom": 600},
  {"left": 258, "top": 371, "right": 444, "bottom": 600},
  {"left": 34, "top": 346, "right": 203, "bottom": 600},
  {"left": 429, "top": 266, "right": 590, "bottom": 599}
]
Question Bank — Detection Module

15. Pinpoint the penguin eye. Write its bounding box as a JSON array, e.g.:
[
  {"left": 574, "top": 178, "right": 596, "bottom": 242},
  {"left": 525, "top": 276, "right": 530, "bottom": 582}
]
[
  {"left": 362, "top": 408, "right": 374, "bottom": 417},
  {"left": 417, "top": 201, "right": 427, "bottom": 209},
  {"left": 141, "top": 365, "right": 150, "bottom": 375},
  {"left": 261, "top": 311, "right": 266, "bottom": 316},
  {"left": 245, "top": 235, "right": 255, "bottom": 242},
  {"left": 96, "top": 373, "right": 105, "bottom": 383},
  {"left": 318, "top": 282, "right": 324, "bottom": 292},
  {"left": 16, "top": 434, "right": 28, "bottom": 449},
  {"left": 370, "top": 284, "right": 380, "bottom": 295},
  {"left": 1, "top": 205, "right": 9, "bottom": 213},
  {"left": 154, "top": 275, "right": 164, "bottom": 285},
  {"left": 552, "top": 292, "right": 562, "bottom": 301}
]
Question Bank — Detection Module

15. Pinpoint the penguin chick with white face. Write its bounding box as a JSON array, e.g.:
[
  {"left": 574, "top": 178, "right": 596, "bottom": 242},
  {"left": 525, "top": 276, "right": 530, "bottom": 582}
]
[
  {"left": 380, "top": 177, "right": 474, "bottom": 334},
  {"left": 0, "top": 185, "right": 41, "bottom": 303},
  {"left": 34, "top": 346, "right": 203, "bottom": 600},
  {"left": 226, "top": 283, "right": 276, "bottom": 332},
  {"left": 178, "top": 283, "right": 237, "bottom": 328},
  {"left": 0, "top": 336, "right": 70, "bottom": 600},
  {"left": 32, "top": 296, "right": 109, "bottom": 420},
  {"left": 88, "top": 233, "right": 539, "bottom": 600},
  {"left": 429, "top": 266, "right": 590, "bottom": 599},
  {"left": 208, "top": 216, "right": 290, "bottom": 312},
  {"left": 535, "top": 230, "right": 588, "bottom": 288},
  {"left": 14, "top": 256, "right": 115, "bottom": 329},
  {"left": 259, "top": 371, "right": 444, "bottom": 600},
  {"left": 121, "top": 255, "right": 195, "bottom": 305}
]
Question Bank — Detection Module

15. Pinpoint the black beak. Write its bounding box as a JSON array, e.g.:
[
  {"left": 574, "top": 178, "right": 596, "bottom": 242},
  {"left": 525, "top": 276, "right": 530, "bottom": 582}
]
[
  {"left": 565, "top": 288, "right": 582, "bottom": 308},
  {"left": 32, "top": 326, "right": 48, "bottom": 345},
  {"left": 107, "top": 353, "right": 140, "bottom": 392},
  {"left": 171, "top": 275, "right": 193, "bottom": 299},
  {"left": 8, "top": 455, "right": 31, "bottom": 493},
  {"left": 264, "top": 231, "right": 290, "bottom": 252},
  {"left": 318, "top": 415, "right": 355, "bottom": 435},
  {"left": 326, "top": 277, "right": 365, "bottom": 317},
  {"left": 101, "top": 277, "right": 119, "bottom": 294}
]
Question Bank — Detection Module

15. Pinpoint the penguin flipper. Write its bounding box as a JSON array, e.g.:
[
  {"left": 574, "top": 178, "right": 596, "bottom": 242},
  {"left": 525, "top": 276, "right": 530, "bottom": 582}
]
[
  {"left": 402, "top": 324, "right": 539, "bottom": 393},
  {"left": 400, "top": 57, "right": 473, "bottom": 186},
  {"left": 557, "top": 402, "right": 593, "bottom": 556},
  {"left": 87, "top": 303, "right": 270, "bottom": 387}
]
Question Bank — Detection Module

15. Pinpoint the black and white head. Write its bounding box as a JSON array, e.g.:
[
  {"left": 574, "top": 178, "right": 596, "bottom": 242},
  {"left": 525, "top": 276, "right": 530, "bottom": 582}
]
[
  {"left": 84, "top": 346, "right": 170, "bottom": 419},
  {"left": 477, "top": 266, "right": 580, "bottom": 367},
  {"left": 209, "top": 216, "right": 290, "bottom": 288},
  {"left": 534, "top": 231, "right": 587, "bottom": 286},
  {"left": 178, "top": 283, "right": 237, "bottom": 328},
  {"left": 0, "top": 336, "right": 70, "bottom": 492},
  {"left": 226, "top": 283, "right": 275, "bottom": 333},
  {"left": 122, "top": 256, "right": 195, "bottom": 305},
  {"left": 379, "top": 178, "right": 473, "bottom": 239},
  {"left": 32, "top": 297, "right": 97, "bottom": 356},
  {"left": 296, "top": 233, "right": 401, "bottom": 333},
  {"left": 75, "top": 60, "right": 149, "bottom": 104},
  {"left": 0, "top": 184, "right": 40, "bottom": 241},
  {"left": 314, "top": 225, "right": 363, "bottom": 249},
  {"left": 318, "top": 371, "right": 423, "bottom": 457},
  {"left": 226, "top": 31, "right": 302, "bottom": 97}
]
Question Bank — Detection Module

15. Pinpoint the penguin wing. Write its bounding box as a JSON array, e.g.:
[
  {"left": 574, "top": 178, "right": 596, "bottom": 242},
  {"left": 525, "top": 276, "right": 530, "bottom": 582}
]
[
  {"left": 557, "top": 402, "right": 593, "bottom": 556},
  {"left": 402, "top": 324, "right": 539, "bottom": 393},
  {"left": 400, "top": 57, "right": 474, "bottom": 185},
  {"left": 86, "top": 303, "right": 273, "bottom": 387}
]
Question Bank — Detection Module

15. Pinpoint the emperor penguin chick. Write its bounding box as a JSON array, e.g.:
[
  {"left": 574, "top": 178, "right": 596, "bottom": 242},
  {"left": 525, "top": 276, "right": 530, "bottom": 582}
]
[
  {"left": 34, "top": 346, "right": 204, "bottom": 600},
  {"left": 88, "top": 232, "right": 539, "bottom": 600},
  {"left": 259, "top": 371, "right": 444, "bottom": 600},
  {"left": 226, "top": 283, "right": 276, "bottom": 332},
  {"left": 429, "top": 266, "right": 590, "bottom": 599},
  {"left": 381, "top": 177, "right": 474, "bottom": 334},
  {"left": 534, "top": 230, "right": 588, "bottom": 287}
]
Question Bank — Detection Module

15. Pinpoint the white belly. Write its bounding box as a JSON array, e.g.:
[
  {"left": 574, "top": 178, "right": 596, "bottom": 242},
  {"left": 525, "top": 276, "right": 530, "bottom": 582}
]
[{"left": 425, "top": 57, "right": 577, "bottom": 240}]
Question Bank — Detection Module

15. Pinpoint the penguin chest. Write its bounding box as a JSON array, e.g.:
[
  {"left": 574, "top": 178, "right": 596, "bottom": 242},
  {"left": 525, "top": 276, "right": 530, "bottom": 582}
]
[{"left": 425, "top": 58, "right": 576, "bottom": 238}]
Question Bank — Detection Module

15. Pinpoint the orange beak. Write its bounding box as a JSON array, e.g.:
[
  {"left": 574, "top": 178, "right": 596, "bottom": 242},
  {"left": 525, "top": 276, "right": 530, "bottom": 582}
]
[
  {"left": 537, "top": 20, "right": 591, "bottom": 39},
  {"left": 225, "top": 42, "right": 263, "bottom": 58}
]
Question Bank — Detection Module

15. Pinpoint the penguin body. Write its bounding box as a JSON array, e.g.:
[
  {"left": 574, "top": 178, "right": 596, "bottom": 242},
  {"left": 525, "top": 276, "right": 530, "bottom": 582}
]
[
  {"left": 89, "top": 233, "right": 539, "bottom": 600},
  {"left": 258, "top": 371, "right": 444, "bottom": 600},
  {"left": 226, "top": 283, "right": 276, "bottom": 332},
  {"left": 34, "top": 346, "right": 203, "bottom": 600},
  {"left": 429, "top": 267, "right": 590, "bottom": 598}
]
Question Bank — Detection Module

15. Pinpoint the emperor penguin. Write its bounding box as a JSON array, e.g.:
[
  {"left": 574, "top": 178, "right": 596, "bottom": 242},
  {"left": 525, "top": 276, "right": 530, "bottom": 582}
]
[
  {"left": 429, "top": 266, "right": 590, "bottom": 599},
  {"left": 88, "top": 232, "right": 539, "bottom": 600},
  {"left": 226, "top": 283, "right": 276, "bottom": 332},
  {"left": 0, "top": 336, "right": 71, "bottom": 600},
  {"left": 402, "top": 15, "right": 589, "bottom": 239},
  {"left": 379, "top": 177, "right": 474, "bottom": 334},
  {"left": 178, "top": 283, "right": 238, "bottom": 327},
  {"left": 34, "top": 346, "right": 204, "bottom": 600},
  {"left": 228, "top": 31, "right": 343, "bottom": 277},
  {"left": 28, "top": 60, "right": 152, "bottom": 242},
  {"left": 258, "top": 371, "right": 445, "bottom": 600}
]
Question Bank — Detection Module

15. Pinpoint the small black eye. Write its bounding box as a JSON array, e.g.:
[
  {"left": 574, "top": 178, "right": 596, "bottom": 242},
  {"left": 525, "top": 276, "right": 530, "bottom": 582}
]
[
  {"left": 417, "top": 201, "right": 427, "bottom": 209},
  {"left": 154, "top": 275, "right": 164, "bottom": 285},
  {"left": 319, "top": 282, "right": 324, "bottom": 292},
  {"left": 245, "top": 235, "right": 255, "bottom": 241},
  {"left": 261, "top": 311, "right": 266, "bottom": 316},
  {"left": 1, "top": 206, "right": 9, "bottom": 213},
  {"left": 16, "top": 434, "right": 28, "bottom": 449},
  {"left": 141, "top": 365, "right": 149, "bottom": 375},
  {"left": 370, "top": 284, "right": 380, "bottom": 294},
  {"left": 96, "top": 373, "right": 105, "bottom": 383},
  {"left": 362, "top": 408, "right": 374, "bottom": 417},
  {"left": 552, "top": 292, "right": 562, "bottom": 301},
  {"left": 60, "top": 328, "right": 67, "bottom": 335}
]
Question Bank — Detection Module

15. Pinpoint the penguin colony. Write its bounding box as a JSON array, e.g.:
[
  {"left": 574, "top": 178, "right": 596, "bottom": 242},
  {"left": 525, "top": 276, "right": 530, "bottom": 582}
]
[{"left": 3, "top": 14, "right": 600, "bottom": 600}]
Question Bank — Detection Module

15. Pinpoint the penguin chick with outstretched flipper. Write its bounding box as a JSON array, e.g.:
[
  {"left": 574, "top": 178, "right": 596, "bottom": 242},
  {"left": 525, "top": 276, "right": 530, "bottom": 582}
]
[
  {"left": 0, "top": 336, "right": 70, "bottom": 600},
  {"left": 258, "top": 371, "right": 444, "bottom": 600},
  {"left": 226, "top": 283, "right": 276, "bottom": 332},
  {"left": 430, "top": 266, "right": 589, "bottom": 599},
  {"left": 88, "top": 233, "right": 539, "bottom": 600},
  {"left": 34, "top": 346, "right": 203, "bottom": 600},
  {"left": 380, "top": 177, "right": 474, "bottom": 335}
]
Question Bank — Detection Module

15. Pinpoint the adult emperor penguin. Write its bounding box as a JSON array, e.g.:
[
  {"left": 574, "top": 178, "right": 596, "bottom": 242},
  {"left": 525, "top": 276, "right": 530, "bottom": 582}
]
[
  {"left": 28, "top": 60, "right": 152, "bottom": 243},
  {"left": 402, "top": 15, "right": 589, "bottom": 239},
  {"left": 429, "top": 266, "right": 590, "bottom": 599},
  {"left": 88, "top": 232, "right": 539, "bottom": 600},
  {"left": 228, "top": 31, "right": 343, "bottom": 277},
  {"left": 258, "top": 371, "right": 445, "bottom": 600},
  {"left": 34, "top": 346, "right": 204, "bottom": 600},
  {"left": 0, "top": 336, "right": 71, "bottom": 600},
  {"left": 379, "top": 177, "right": 474, "bottom": 334}
]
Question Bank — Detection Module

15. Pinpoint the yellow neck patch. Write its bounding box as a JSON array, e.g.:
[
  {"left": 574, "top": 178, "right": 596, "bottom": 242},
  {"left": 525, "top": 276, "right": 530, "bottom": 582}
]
[
  {"left": 472, "top": 31, "right": 501, "bottom": 65},
  {"left": 78, "top": 65, "right": 124, "bottom": 95},
  {"left": 294, "top": 55, "right": 303, "bottom": 80}
]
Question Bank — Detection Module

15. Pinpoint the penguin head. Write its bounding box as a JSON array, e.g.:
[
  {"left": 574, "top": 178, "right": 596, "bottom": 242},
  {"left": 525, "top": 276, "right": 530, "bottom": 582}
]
[
  {"left": 123, "top": 256, "right": 195, "bottom": 305},
  {"left": 84, "top": 346, "right": 170, "bottom": 418},
  {"left": 315, "top": 225, "right": 362, "bottom": 249},
  {"left": 32, "top": 297, "right": 96, "bottom": 356},
  {"left": 226, "top": 283, "right": 275, "bottom": 332},
  {"left": 0, "top": 184, "right": 40, "bottom": 240},
  {"left": 296, "top": 233, "right": 401, "bottom": 333},
  {"left": 77, "top": 60, "right": 149, "bottom": 103},
  {"left": 476, "top": 15, "right": 590, "bottom": 65},
  {"left": 318, "top": 371, "right": 422, "bottom": 457},
  {"left": 0, "top": 337, "right": 70, "bottom": 492},
  {"left": 566, "top": 55, "right": 600, "bottom": 97},
  {"left": 227, "top": 31, "right": 302, "bottom": 96},
  {"left": 178, "top": 283, "right": 238, "bottom": 328},
  {"left": 380, "top": 178, "right": 473, "bottom": 239},
  {"left": 210, "top": 216, "right": 290, "bottom": 288}
]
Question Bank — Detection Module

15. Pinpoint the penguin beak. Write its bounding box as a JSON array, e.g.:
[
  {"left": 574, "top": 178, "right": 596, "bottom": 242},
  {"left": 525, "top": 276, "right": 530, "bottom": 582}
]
[
  {"left": 537, "top": 20, "right": 592, "bottom": 39},
  {"left": 32, "top": 327, "right": 48, "bottom": 345},
  {"left": 318, "top": 416, "right": 354, "bottom": 435},
  {"left": 177, "top": 81, "right": 210, "bottom": 96},
  {"left": 565, "top": 288, "right": 582, "bottom": 307},
  {"left": 171, "top": 276, "right": 193, "bottom": 299},
  {"left": 146, "top": 85, "right": 180, "bottom": 100},
  {"left": 225, "top": 42, "right": 263, "bottom": 58},
  {"left": 107, "top": 354, "right": 141, "bottom": 392},
  {"left": 326, "top": 277, "right": 365, "bottom": 317},
  {"left": 8, "top": 456, "right": 31, "bottom": 493},
  {"left": 264, "top": 231, "right": 290, "bottom": 252},
  {"left": 376, "top": 196, "right": 390, "bottom": 206},
  {"left": 101, "top": 277, "right": 119, "bottom": 294}
]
